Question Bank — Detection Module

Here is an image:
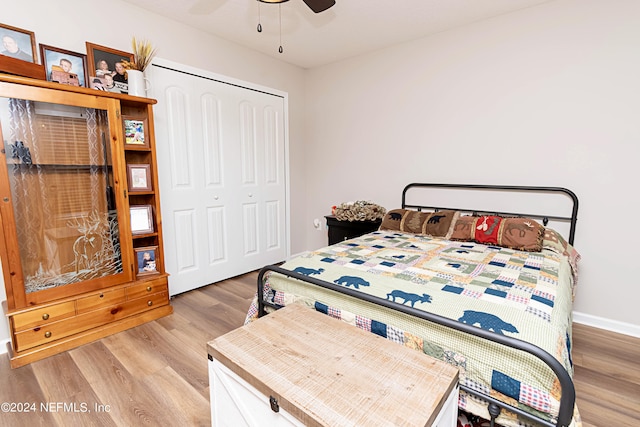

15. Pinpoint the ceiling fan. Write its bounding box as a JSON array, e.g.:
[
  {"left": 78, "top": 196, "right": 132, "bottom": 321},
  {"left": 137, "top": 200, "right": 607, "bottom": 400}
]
[
  {"left": 258, "top": 0, "right": 335, "bottom": 14},
  {"left": 189, "top": 0, "right": 335, "bottom": 16}
]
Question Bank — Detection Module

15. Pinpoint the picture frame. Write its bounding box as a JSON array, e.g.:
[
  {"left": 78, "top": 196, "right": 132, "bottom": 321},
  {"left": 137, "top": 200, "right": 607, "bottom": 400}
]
[
  {"left": 135, "top": 246, "right": 159, "bottom": 276},
  {"left": 130, "top": 205, "right": 154, "bottom": 235},
  {"left": 85, "top": 42, "right": 133, "bottom": 94},
  {"left": 123, "top": 117, "right": 149, "bottom": 148},
  {"left": 0, "top": 23, "right": 37, "bottom": 63},
  {"left": 127, "top": 164, "right": 152, "bottom": 192},
  {"left": 39, "top": 44, "right": 88, "bottom": 87}
]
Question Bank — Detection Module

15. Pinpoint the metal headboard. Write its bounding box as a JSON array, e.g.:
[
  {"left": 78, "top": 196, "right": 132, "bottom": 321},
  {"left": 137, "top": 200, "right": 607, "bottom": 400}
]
[{"left": 401, "top": 183, "right": 579, "bottom": 245}]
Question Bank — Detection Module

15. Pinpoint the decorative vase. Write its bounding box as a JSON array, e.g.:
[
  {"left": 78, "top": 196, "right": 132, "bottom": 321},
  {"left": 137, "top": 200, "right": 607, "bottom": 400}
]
[{"left": 127, "top": 70, "right": 149, "bottom": 97}]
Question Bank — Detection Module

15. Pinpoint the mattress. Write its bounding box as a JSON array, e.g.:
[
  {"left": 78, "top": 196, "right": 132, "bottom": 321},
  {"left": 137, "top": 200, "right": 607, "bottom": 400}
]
[{"left": 246, "top": 229, "right": 582, "bottom": 427}]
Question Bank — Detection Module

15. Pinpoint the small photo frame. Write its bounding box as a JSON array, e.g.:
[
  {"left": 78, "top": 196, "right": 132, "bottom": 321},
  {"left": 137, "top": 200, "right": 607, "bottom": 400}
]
[
  {"left": 130, "top": 205, "right": 154, "bottom": 235},
  {"left": 85, "top": 42, "right": 133, "bottom": 93},
  {"left": 123, "top": 117, "right": 149, "bottom": 148},
  {"left": 127, "top": 164, "right": 152, "bottom": 192},
  {"left": 135, "top": 246, "right": 159, "bottom": 276},
  {"left": 0, "top": 23, "right": 37, "bottom": 63},
  {"left": 39, "top": 44, "right": 88, "bottom": 87}
]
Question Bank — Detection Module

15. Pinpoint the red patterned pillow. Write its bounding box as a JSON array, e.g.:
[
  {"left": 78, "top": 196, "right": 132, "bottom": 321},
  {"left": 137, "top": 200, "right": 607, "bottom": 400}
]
[{"left": 452, "top": 215, "right": 544, "bottom": 252}]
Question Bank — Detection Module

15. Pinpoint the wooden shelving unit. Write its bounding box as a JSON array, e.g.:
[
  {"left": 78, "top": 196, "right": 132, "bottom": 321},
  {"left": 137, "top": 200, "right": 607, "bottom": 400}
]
[{"left": 0, "top": 74, "right": 172, "bottom": 368}]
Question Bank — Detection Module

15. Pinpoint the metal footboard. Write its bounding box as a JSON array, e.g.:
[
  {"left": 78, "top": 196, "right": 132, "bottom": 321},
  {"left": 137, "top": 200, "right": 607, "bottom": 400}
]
[{"left": 257, "top": 265, "right": 576, "bottom": 427}]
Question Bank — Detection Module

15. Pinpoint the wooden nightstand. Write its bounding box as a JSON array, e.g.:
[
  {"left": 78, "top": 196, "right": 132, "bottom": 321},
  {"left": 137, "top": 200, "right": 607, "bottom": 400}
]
[
  {"left": 325, "top": 215, "right": 382, "bottom": 245},
  {"left": 208, "top": 304, "right": 459, "bottom": 427}
]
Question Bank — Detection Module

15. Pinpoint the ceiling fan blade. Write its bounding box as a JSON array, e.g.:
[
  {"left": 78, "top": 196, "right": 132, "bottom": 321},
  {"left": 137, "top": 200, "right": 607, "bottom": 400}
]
[{"left": 302, "top": 0, "right": 335, "bottom": 13}]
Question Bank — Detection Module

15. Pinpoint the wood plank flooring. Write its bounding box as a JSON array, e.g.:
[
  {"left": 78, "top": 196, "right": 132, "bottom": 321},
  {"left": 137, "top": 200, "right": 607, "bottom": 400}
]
[{"left": 1, "top": 271, "right": 638, "bottom": 427}]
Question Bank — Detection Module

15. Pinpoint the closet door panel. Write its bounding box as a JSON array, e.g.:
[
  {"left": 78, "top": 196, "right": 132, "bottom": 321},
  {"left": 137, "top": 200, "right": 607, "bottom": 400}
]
[
  {"left": 150, "top": 64, "right": 287, "bottom": 296},
  {"left": 165, "top": 87, "right": 193, "bottom": 188}
]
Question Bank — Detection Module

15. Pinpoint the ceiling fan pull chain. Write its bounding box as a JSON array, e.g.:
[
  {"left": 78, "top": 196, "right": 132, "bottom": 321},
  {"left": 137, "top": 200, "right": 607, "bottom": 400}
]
[
  {"left": 257, "top": 3, "right": 263, "bottom": 32},
  {"left": 278, "top": 4, "right": 284, "bottom": 53}
]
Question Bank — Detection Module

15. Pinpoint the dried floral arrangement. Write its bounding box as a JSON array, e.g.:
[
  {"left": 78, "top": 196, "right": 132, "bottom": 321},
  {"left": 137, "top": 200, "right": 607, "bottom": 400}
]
[
  {"left": 121, "top": 37, "right": 157, "bottom": 72},
  {"left": 333, "top": 201, "right": 386, "bottom": 222}
]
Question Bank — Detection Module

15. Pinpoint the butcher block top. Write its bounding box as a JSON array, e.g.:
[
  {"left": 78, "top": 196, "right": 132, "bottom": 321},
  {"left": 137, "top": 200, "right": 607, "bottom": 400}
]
[{"left": 207, "top": 304, "right": 459, "bottom": 427}]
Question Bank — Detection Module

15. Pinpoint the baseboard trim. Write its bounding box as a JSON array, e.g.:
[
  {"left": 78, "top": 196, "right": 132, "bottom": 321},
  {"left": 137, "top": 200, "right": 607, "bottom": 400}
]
[
  {"left": 0, "top": 339, "right": 9, "bottom": 355},
  {"left": 573, "top": 311, "right": 640, "bottom": 338}
]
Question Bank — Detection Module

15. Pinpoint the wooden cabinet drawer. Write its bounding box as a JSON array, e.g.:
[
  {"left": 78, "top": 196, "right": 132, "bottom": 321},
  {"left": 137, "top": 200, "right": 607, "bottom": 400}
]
[
  {"left": 126, "top": 276, "right": 167, "bottom": 300},
  {"left": 11, "top": 301, "right": 76, "bottom": 332},
  {"left": 76, "top": 288, "right": 126, "bottom": 314},
  {"left": 14, "top": 291, "right": 169, "bottom": 352}
]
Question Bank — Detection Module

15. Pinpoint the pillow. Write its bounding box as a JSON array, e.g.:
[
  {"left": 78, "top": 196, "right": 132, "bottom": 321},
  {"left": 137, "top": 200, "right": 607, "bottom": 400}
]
[
  {"left": 499, "top": 217, "right": 545, "bottom": 252},
  {"left": 542, "top": 228, "right": 569, "bottom": 255},
  {"left": 401, "top": 210, "right": 430, "bottom": 234},
  {"left": 380, "top": 209, "right": 459, "bottom": 238},
  {"left": 451, "top": 215, "right": 544, "bottom": 252},
  {"left": 421, "top": 210, "right": 459, "bottom": 239},
  {"left": 379, "top": 209, "right": 406, "bottom": 231},
  {"left": 450, "top": 215, "right": 476, "bottom": 241}
]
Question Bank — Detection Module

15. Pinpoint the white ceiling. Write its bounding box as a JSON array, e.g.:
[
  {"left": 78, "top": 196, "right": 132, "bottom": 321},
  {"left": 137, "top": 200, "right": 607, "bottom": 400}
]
[{"left": 121, "top": 0, "right": 553, "bottom": 69}]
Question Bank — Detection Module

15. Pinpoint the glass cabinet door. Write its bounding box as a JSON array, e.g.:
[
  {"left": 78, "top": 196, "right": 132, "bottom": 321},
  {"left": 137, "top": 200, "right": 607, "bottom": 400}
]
[{"left": 0, "top": 96, "right": 127, "bottom": 302}]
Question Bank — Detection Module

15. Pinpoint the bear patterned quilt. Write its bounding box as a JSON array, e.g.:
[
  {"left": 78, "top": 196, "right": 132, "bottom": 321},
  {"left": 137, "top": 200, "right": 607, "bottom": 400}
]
[{"left": 246, "top": 230, "right": 582, "bottom": 427}]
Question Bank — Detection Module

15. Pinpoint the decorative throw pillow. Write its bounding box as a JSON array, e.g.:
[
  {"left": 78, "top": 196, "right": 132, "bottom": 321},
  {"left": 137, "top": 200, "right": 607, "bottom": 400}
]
[
  {"left": 379, "top": 209, "right": 406, "bottom": 231},
  {"left": 401, "top": 210, "right": 430, "bottom": 234},
  {"left": 421, "top": 210, "right": 460, "bottom": 239},
  {"left": 451, "top": 215, "right": 545, "bottom": 252},
  {"left": 473, "top": 215, "right": 502, "bottom": 245},
  {"left": 450, "top": 216, "right": 476, "bottom": 241},
  {"left": 542, "top": 228, "right": 569, "bottom": 255},
  {"left": 499, "top": 217, "right": 545, "bottom": 252}
]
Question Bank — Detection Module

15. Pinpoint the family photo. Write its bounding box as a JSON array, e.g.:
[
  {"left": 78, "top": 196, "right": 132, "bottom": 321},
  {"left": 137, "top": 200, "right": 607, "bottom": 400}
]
[
  {"left": 86, "top": 42, "right": 132, "bottom": 94},
  {"left": 0, "top": 23, "right": 36, "bottom": 63},
  {"left": 40, "top": 44, "right": 87, "bottom": 87},
  {"left": 136, "top": 247, "right": 158, "bottom": 275}
]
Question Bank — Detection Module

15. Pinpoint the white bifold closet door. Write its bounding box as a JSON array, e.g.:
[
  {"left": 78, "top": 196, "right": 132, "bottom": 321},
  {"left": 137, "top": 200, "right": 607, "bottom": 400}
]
[{"left": 149, "top": 63, "right": 288, "bottom": 296}]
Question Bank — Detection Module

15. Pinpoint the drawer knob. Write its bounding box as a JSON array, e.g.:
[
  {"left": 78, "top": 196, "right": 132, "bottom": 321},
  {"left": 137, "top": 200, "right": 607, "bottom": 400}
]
[
  {"left": 44, "top": 331, "right": 52, "bottom": 338},
  {"left": 146, "top": 286, "right": 152, "bottom": 292},
  {"left": 147, "top": 300, "right": 153, "bottom": 306},
  {"left": 99, "top": 293, "right": 104, "bottom": 298},
  {"left": 42, "top": 313, "right": 49, "bottom": 321}
]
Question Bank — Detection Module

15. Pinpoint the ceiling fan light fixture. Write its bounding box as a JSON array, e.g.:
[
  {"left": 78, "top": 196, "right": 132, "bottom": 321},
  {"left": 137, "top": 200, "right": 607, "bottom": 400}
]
[{"left": 258, "top": 0, "right": 290, "bottom": 4}]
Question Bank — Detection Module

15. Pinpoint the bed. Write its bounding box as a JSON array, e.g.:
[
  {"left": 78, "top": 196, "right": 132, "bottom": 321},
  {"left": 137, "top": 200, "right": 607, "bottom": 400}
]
[{"left": 246, "top": 183, "right": 582, "bottom": 427}]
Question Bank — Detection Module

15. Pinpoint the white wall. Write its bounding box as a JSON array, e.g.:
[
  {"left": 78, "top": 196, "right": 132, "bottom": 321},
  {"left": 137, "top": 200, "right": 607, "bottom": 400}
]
[
  {"left": 0, "top": 0, "right": 308, "bottom": 350},
  {"left": 303, "top": 0, "right": 640, "bottom": 330}
]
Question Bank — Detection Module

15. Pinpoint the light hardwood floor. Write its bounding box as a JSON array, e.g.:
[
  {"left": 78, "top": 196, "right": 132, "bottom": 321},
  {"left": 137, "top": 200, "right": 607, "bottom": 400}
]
[{"left": 1, "top": 271, "right": 638, "bottom": 427}]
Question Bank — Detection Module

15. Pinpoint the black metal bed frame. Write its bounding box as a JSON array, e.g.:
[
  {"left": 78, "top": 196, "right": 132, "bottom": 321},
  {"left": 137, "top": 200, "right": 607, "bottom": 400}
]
[{"left": 257, "top": 183, "right": 579, "bottom": 427}]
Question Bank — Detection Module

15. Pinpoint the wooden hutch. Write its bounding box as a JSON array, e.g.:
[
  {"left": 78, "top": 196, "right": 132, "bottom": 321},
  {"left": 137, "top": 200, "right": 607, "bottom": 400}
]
[{"left": 0, "top": 74, "right": 172, "bottom": 368}]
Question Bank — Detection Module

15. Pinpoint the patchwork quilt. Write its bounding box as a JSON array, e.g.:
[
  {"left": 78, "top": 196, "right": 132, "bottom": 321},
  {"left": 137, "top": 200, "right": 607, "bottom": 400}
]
[{"left": 246, "top": 230, "right": 581, "bottom": 427}]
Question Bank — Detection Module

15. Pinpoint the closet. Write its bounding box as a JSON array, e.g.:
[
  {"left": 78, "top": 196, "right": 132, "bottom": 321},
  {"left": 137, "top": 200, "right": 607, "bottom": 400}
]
[{"left": 148, "top": 63, "right": 288, "bottom": 295}]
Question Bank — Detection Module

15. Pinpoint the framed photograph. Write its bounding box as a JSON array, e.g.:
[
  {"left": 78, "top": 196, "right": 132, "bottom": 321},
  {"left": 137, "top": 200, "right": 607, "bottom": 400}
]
[
  {"left": 123, "top": 117, "right": 149, "bottom": 148},
  {"left": 85, "top": 42, "right": 133, "bottom": 94},
  {"left": 135, "top": 246, "right": 159, "bottom": 276},
  {"left": 127, "top": 164, "right": 152, "bottom": 192},
  {"left": 130, "top": 205, "right": 154, "bottom": 235},
  {"left": 0, "top": 23, "right": 37, "bottom": 63},
  {"left": 39, "top": 44, "right": 88, "bottom": 87}
]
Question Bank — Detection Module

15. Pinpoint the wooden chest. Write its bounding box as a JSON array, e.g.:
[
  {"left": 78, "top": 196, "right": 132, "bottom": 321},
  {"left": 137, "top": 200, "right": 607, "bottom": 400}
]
[{"left": 207, "top": 304, "right": 459, "bottom": 426}]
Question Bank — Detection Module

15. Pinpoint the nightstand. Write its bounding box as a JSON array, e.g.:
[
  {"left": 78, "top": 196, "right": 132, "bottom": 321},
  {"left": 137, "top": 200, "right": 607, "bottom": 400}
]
[{"left": 325, "top": 215, "right": 382, "bottom": 245}]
